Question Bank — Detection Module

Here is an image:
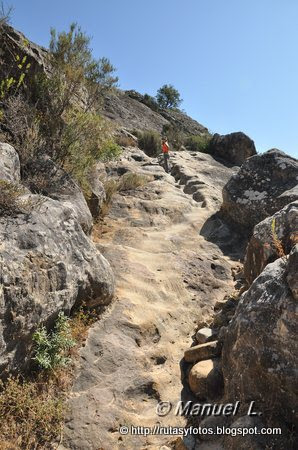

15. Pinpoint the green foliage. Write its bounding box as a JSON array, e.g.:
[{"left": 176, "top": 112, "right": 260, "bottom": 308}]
[
  {"left": 143, "top": 93, "right": 159, "bottom": 111},
  {"left": 156, "top": 84, "right": 182, "bottom": 109},
  {"left": 162, "top": 123, "right": 184, "bottom": 151},
  {"left": 32, "top": 312, "right": 75, "bottom": 371},
  {"left": 138, "top": 130, "right": 161, "bottom": 157},
  {"left": 48, "top": 23, "right": 118, "bottom": 113},
  {"left": 185, "top": 134, "right": 212, "bottom": 153}
]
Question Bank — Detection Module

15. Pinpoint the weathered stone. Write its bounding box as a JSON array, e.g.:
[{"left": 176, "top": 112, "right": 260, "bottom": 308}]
[
  {"left": 0, "top": 142, "right": 20, "bottom": 182},
  {"left": 0, "top": 145, "right": 115, "bottom": 375},
  {"left": 189, "top": 359, "right": 214, "bottom": 397},
  {"left": 184, "top": 341, "right": 220, "bottom": 363},
  {"left": 209, "top": 131, "right": 256, "bottom": 166},
  {"left": 287, "top": 244, "right": 298, "bottom": 300},
  {"left": 222, "top": 257, "right": 298, "bottom": 426},
  {"left": 221, "top": 149, "right": 298, "bottom": 233},
  {"left": 224, "top": 416, "right": 265, "bottom": 450},
  {"left": 198, "top": 415, "right": 228, "bottom": 441},
  {"left": 196, "top": 327, "right": 213, "bottom": 344},
  {"left": 23, "top": 154, "right": 93, "bottom": 234},
  {"left": 244, "top": 201, "right": 298, "bottom": 285},
  {"left": 86, "top": 165, "right": 106, "bottom": 219}
]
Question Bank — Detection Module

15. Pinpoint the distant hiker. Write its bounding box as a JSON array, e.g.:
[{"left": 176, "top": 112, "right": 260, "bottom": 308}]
[{"left": 162, "top": 137, "right": 170, "bottom": 172}]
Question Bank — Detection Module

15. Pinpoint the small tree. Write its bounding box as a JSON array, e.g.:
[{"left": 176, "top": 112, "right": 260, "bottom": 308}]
[{"left": 156, "top": 84, "right": 182, "bottom": 109}]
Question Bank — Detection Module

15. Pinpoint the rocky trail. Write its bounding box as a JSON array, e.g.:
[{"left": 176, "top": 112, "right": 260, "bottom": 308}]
[{"left": 61, "top": 149, "right": 241, "bottom": 449}]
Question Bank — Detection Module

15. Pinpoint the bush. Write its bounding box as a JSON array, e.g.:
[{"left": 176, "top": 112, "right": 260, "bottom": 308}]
[
  {"left": 156, "top": 84, "right": 182, "bottom": 109},
  {"left": 0, "top": 376, "right": 65, "bottom": 449},
  {"left": 116, "top": 134, "right": 136, "bottom": 147},
  {"left": 138, "top": 130, "right": 161, "bottom": 157},
  {"left": 162, "top": 123, "right": 184, "bottom": 151},
  {"left": 0, "top": 180, "right": 27, "bottom": 215},
  {"left": 32, "top": 312, "right": 75, "bottom": 371},
  {"left": 118, "top": 172, "right": 150, "bottom": 191},
  {"left": 143, "top": 93, "right": 159, "bottom": 111},
  {"left": 185, "top": 134, "right": 212, "bottom": 153}
]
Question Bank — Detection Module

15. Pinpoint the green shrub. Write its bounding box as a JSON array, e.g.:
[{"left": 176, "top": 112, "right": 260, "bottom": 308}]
[
  {"left": 185, "top": 134, "right": 212, "bottom": 153},
  {"left": 143, "top": 93, "right": 159, "bottom": 111},
  {"left": 138, "top": 130, "right": 161, "bottom": 157},
  {"left": 162, "top": 123, "right": 184, "bottom": 151},
  {"left": 32, "top": 312, "right": 75, "bottom": 371},
  {"left": 156, "top": 84, "right": 182, "bottom": 109}
]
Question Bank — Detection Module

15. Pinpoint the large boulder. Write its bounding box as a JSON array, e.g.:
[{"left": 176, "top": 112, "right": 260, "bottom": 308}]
[
  {"left": 0, "top": 145, "right": 115, "bottom": 375},
  {"left": 244, "top": 201, "right": 298, "bottom": 285},
  {"left": 221, "top": 149, "right": 298, "bottom": 232},
  {"left": 209, "top": 132, "right": 256, "bottom": 166},
  {"left": 222, "top": 256, "right": 298, "bottom": 426},
  {"left": 23, "top": 155, "right": 93, "bottom": 234}
]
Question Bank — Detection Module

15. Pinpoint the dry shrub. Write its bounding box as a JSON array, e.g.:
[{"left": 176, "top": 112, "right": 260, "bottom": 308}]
[
  {"left": 138, "top": 130, "right": 161, "bottom": 157},
  {"left": 0, "top": 375, "right": 65, "bottom": 449},
  {"left": 118, "top": 172, "right": 150, "bottom": 191},
  {"left": 116, "top": 134, "right": 136, "bottom": 148},
  {"left": 271, "top": 218, "right": 286, "bottom": 258},
  {"left": 0, "top": 180, "right": 26, "bottom": 215}
]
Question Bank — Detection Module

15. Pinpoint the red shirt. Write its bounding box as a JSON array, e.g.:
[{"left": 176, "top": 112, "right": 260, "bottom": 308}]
[{"left": 162, "top": 142, "right": 169, "bottom": 153}]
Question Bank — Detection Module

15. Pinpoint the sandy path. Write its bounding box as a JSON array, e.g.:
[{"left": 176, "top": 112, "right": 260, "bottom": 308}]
[{"left": 62, "top": 151, "right": 237, "bottom": 450}]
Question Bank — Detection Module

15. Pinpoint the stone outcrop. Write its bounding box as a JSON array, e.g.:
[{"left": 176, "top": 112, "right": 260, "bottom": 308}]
[
  {"left": 0, "top": 144, "right": 115, "bottom": 375},
  {"left": 222, "top": 256, "right": 298, "bottom": 426},
  {"left": 244, "top": 201, "right": 298, "bottom": 285},
  {"left": 0, "top": 143, "right": 21, "bottom": 182},
  {"left": 209, "top": 131, "right": 256, "bottom": 166},
  {"left": 24, "top": 155, "right": 93, "bottom": 234},
  {"left": 221, "top": 149, "right": 298, "bottom": 232}
]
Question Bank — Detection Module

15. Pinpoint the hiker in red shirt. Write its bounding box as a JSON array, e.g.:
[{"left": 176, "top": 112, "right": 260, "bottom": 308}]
[{"left": 162, "top": 137, "right": 170, "bottom": 173}]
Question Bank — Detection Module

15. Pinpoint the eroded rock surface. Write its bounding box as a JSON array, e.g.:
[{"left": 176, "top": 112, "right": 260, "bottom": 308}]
[
  {"left": 209, "top": 131, "right": 256, "bottom": 166},
  {"left": 0, "top": 144, "right": 115, "bottom": 375},
  {"left": 62, "top": 147, "right": 238, "bottom": 449},
  {"left": 222, "top": 257, "right": 298, "bottom": 427},
  {"left": 221, "top": 149, "right": 298, "bottom": 232}
]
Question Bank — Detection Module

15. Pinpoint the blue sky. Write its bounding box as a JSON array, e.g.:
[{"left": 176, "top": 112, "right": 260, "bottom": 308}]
[{"left": 6, "top": 0, "right": 298, "bottom": 158}]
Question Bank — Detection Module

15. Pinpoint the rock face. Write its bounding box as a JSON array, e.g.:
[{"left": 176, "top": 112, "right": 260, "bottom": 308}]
[
  {"left": 0, "top": 24, "right": 48, "bottom": 88},
  {"left": 222, "top": 257, "right": 298, "bottom": 426},
  {"left": 221, "top": 149, "right": 298, "bottom": 232},
  {"left": 0, "top": 143, "right": 21, "bottom": 182},
  {"left": 244, "top": 201, "right": 298, "bottom": 285},
  {"left": 0, "top": 144, "right": 115, "bottom": 375},
  {"left": 24, "top": 155, "right": 93, "bottom": 234},
  {"left": 287, "top": 244, "right": 298, "bottom": 300},
  {"left": 209, "top": 132, "right": 256, "bottom": 166}
]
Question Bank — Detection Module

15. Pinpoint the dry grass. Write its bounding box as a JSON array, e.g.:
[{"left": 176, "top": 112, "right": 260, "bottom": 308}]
[
  {"left": 0, "top": 180, "right": 26, "bottom": 215},
  {"left": 118, "top": 172, "right": 150, "bottom": 191},
  {"left": 0, "top": 306, "right": 100, "bottom": 449},
  {"left": 115, "top": 134, "right": 136, "bottom": 148}
]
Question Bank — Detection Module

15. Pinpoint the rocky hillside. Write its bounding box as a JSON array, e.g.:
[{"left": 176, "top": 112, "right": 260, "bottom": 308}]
[{"left": 0, "top": 23, "right": 297, "bottom": 450}]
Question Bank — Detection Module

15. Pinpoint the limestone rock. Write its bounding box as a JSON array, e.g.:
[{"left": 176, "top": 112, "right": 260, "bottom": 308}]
[
  {"left": 188, "top": 358, "right": 224, "bottom": 400},
  {"left": 184, "top": 341, "right": 220, "bottom": 363},
  {"left": 221, "top": 149, "right": 298, "bottom": 233},
  {"left": 189, "top": 359, "right": 214, "bottom": 397},
  {"left": 86, "top": 165, "right": 106, "bottom": 219},
  {"left": 244, "top": 201, "right": 298, "bottom": 285},
  {"left": 196, "top": 327, "right": 213, "bottom": 344},
  {"left": 224, "top": 416, "right": 265, "bottom": 450},
  {"left": 0, "top": 142, "right": 20, "bottom": 182},
  {"left": 287, "top": 244, "right": 298, "bottom": 300},
  {"left": 209, "top": 131, "right": 256, "bottom": 166},
  {"left": 0, "top": 145, "right": 115, "bottom": 375},
  {"left": 222, "top": 257, "right": 298, "bottom": 426},
  {"left": 23, "top": 154, "right": 93, "bottom": 234}
]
